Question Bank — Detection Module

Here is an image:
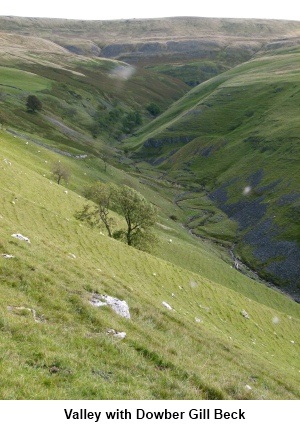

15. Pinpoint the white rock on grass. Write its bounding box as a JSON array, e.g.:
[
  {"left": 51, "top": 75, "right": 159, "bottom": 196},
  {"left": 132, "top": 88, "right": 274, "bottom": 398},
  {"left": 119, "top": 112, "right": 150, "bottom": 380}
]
[
  {"left": 162, "top": 301, "right": 173, "bottom": 310},
  {"left": 245, "top": 385, "right": 252, "bottom": 391},
  {"left": 1, "top": 254, "right": 15, "bottom": 259},
  {"left": 195, "top": 317, "right": 201, "bottom": 323},
  {"left": 11, "top": 233, "right": 31, "bottom": 243},
  {"left": 90, "top": 294, "right": 131, "bottom": 319},
  {"left": 106, "top": 329, "right": 126, "bottom": 339},
  {"left": 241, "top": 309, "right": 250, "bottom": 319},
  {"left": 114, "top": 332, "right": 126, "bottom": 339},
  {"left": 199, "top": 304, "right": 210, "bottom": 311}
]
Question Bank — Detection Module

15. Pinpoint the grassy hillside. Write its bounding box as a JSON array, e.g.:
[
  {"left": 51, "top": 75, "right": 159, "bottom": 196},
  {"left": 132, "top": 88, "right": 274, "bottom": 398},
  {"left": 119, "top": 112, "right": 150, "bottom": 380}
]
[
  {"left": 1, "top": 16, "right": 300, "bottom": 87},
  {"left": 0, "top": 31, "right": 188, "bottom": 148},
  {"left": 127, "top": 49, "right": 300, "bottom": 298},
  {"left": 1, "top": 130, "right": 300, "bottom": 400},
  {"left": 1, "top": 16, "right": 299, "bottom": 45},
  {"left": 0, "top": 15, "right": 299, "bottom": 400}
]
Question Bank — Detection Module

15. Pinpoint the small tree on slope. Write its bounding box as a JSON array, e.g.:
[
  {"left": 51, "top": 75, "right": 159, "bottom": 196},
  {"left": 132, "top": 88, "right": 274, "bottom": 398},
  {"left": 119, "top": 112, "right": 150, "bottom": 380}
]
[
  {"left": 26, "top": 95, "right": 42, "bottom": 113},
  {"left": 51, "top": 161, "right": 70, "bottom": 185},
  {"left": 112, "top": 185, "right": 157, "bottom": 249}
]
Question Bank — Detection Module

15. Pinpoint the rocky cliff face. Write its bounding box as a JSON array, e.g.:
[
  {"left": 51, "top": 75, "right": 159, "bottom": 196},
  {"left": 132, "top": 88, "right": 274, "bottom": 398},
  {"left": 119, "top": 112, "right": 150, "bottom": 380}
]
[
  {"left": 99, "top": 39, "right": 258, "bottom": 66},
  {"left": 210, "top": 182, "right": 300, "bottom": 301}
]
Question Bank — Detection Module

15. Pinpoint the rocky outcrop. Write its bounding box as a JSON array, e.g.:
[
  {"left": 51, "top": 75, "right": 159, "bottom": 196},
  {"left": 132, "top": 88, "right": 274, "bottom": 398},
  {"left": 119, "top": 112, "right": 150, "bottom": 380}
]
[
  {"left": 210, "top": 179, "right": 300, "bottom": 301},
  {"left": 100, "top": 39, "right": 256, "bottom": 66},
  {"left": 90, "top": 294, "right": 131, "bottom": 319}
]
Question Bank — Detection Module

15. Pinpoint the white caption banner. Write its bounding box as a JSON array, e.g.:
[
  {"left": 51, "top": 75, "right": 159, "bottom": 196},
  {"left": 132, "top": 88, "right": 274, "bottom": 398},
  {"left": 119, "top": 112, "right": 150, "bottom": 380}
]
[{"left": 0, "top": 400, "right": 298, "bottom": 429}]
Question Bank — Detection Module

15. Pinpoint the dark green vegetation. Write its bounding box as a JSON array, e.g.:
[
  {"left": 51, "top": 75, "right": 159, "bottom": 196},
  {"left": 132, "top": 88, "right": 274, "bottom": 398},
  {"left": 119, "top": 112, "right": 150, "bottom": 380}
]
[
  {"left": 0, "top": 16, "right": 299, "bottom": 399},
  {"left": 26, "top": 94, "right": 42, "bottom": 113}
]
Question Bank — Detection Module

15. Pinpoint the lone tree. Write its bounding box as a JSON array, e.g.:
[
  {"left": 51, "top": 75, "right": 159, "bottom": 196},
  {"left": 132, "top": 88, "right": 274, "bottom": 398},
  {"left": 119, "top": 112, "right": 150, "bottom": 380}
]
[
  {"left": 77, "top": 182, "right": 115, "bottom": 237},
  {"left": 112, "top": 185, "right": 157, "bottom": 248},
  {"left": 51, "top": 161, "right": 70, "bottom": 185},
  {"left": 26, "top": 95, "right": 42, "bottom": 113},
  {"left": 146, "top": 102, "right": 161, "bottom": 117},
  {"left": 75, "top": 182, "right": 157, "bottom": 250}
]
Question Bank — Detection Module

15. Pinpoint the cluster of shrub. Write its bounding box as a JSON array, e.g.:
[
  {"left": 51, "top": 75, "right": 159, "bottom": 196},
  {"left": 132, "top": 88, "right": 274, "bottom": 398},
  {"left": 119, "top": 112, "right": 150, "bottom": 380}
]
[
  {"left": 25, "top": 94, "right": 162, "bottom": 140},
  {"left": 90, "top": 102, "right": 161, "bottom": 139}
]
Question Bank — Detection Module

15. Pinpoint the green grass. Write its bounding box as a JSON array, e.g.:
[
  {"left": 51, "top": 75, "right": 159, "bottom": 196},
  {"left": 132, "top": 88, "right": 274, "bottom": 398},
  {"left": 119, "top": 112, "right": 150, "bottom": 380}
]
[
  {"left": 0, "top": 66, "right": 52, "bottom": 93},
  {"left": 0, "top": 129, "right": 300, "bottom": 400},
  {"left": 1, "top": 129, "right": 298, "bottom": 314},
  {"left": 0, "top": 54, "right": 187, "bottom": 150}
]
